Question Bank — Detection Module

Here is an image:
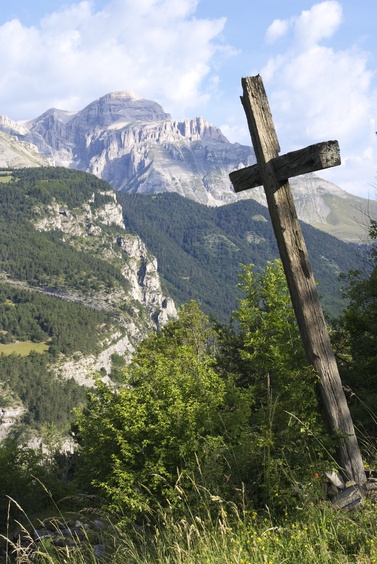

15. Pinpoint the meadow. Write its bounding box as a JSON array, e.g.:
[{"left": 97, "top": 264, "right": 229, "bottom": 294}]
[{"left": 0, "top": 340, "right": 49, "bottom": 356}]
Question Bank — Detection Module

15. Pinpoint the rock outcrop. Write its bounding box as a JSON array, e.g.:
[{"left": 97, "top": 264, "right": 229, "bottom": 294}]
[
  {"left": 0, "top": 130, "right": 51, "bottom": 168},
  {"left": 31, "top": 185, "right": 177, "bottom": 388},
  {"left": 0, "top": 405, "right": 26, "bottom": 442}
]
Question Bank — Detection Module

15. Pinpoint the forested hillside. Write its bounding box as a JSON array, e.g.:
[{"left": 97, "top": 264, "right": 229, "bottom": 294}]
[
  {"left": 0, "top": 167, "right": 172, "bottom": 435},
  {"left": 0, "top": 167, "right": 369, "bottom": 433},
  {"left": 121, "top": 192, "right": 368, "bottom": 321},
  {"left": 0, "top": 168, "right": 128, "bottom": 292}
]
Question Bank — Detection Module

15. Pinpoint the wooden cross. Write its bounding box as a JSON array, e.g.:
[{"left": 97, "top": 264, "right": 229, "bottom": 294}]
[{"left": 230, "top": 75, "right": 365, "bottom": 485}]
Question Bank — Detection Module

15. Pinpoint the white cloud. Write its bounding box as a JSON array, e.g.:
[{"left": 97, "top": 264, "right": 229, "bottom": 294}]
[
  {"left": 265, "top": 2, "right": 342, "bottom": 48},
  {"left": 0, "top": 0, "right": 229, "bottom": 120},
  {"left": 293, "top": 1, "right": 342, "bottom": 48},
  {"left": 260, "top": 1, "right": 377, "bottom": 197},
  {"left": 265, "top": 19, "right": 289, "bottom": 44},
  {"left": 219, "top": 121, "right": 249, "bottom": 144}
]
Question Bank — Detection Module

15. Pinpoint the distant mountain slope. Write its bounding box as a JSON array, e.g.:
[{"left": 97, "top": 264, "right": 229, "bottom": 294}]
[
  {"left": 120, "top": 192, "right": 369, "bottom": 322},
  {"left": 0, "top": 167, "right": 176, "bottom": 438},
  {"left": 0, "top": 129, "right": 51, "bottom": 168},
  {"left": 1, "top": 91, "right": 376, "bottom": 242},
  {"left": 289, "top": 175, "right": 377, "bottom": 243}
]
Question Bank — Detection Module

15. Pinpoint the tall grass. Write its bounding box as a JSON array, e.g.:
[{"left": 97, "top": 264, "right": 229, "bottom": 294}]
[
  {"left": 2, "top": 390, "right": 376, "bottom": 562},
  {"left": 3, "top": 477, "right": 377, "bottom": 563}
]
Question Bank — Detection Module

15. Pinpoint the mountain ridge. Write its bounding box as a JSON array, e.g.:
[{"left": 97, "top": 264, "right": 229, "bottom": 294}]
[
  {"left": 119, "top": 190, "right": 370, "bottom": 322},
  {"left": 1, "top": 91, "right": 376, "bottom": 242}
]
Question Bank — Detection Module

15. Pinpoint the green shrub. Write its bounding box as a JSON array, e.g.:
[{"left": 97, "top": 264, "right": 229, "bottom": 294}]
[{"left": 74, "top": 302, "right": 253, "bottom": 523}]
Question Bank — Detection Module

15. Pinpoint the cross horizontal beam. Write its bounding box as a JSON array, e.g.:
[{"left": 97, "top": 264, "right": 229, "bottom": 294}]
[{"left": 230, "top": 140, "right": 341, "bottom": 193}]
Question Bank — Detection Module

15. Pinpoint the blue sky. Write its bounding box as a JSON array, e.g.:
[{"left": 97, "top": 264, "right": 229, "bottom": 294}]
[{"left": 0, "top": 0, "right": 376, "bottom": 198}]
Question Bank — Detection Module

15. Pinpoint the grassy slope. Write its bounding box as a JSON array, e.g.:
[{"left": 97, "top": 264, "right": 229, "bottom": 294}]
[{"left": 312, "top": 193, "right": 377, "bottom": 243}]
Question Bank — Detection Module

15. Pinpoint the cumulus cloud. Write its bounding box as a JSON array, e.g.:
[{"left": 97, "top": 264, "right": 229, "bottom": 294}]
[
  {"left": 0, "top": 0, "right": 229, "bottom": 120},
  {"left": 265, "top": 18, "right": 289, "bottom": 44},
  {"left": 293, "top": 1, "right": 342, "bottom": 48},
  {"left": 261, "top": 1, "right": 377, "bottom": 197}
]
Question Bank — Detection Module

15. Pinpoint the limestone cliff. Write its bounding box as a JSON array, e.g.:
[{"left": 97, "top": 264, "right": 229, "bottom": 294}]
[
  {"left": 1, "top": 92, "right": 254, "bottom": 206},
  {"left": 32, "top": 186, "right": 177, "bottom": 385},
  {"left": 1, "top": 92, "right": 375, "bottom": 241},
  {"left": 0, "top": 129, "right": 51, "bottom": 168}
]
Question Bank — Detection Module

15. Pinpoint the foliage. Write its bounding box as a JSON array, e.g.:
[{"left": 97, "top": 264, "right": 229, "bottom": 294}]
[
  {"left": 120, "top": 192, "right": 368, "bottom": 322},
  {"left": 215, "top": 260, "right": 329, "bottom": 506},
  {"left": 2, "top": 256, "right": 376, "bottom": 561},
  {"left": 109, "top": 496, "right": 377, "bottom": 563},
  {"left": 0, "top": 437, "right": 77, "bottom": 532},
  {"left": 74, "top": 301, "right": 253, "bottom": 523},
  {"left": 74, "top": 264, "right": 330, "bottom": 524},
  {"left": 333, "top": 219, "right": 377, "bottom": 438},
  {"left": 0, "top": 167, "right": 128, "bottom": 430},
  {"left": 0, "top": 169, "right": 375, "bottom": 561},
  {"left": 5, "top": 480, "right": 377, "bottom": 562},
  {"left": 0, "top": 352, "right": 87, "bottom": 426},
  {"left": 0, "top": 166, "right": 128, "bottom": 350},
  {"left": 0, "top": 167, "right": 128, "bottom": 294},
  {"left": 9, "top": 166, "right": 115, "bottom": 209},
  {"left": 0, "top": 282, "right": 119, "bottom": 356}
]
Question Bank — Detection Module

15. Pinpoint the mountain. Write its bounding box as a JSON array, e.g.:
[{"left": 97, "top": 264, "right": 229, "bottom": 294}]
[
  {"left": 119, "top": 191, "right": 370, "bottom": 323},
  {"left": 0, "top": 118, "right": 51, "bottom": 168},
  {"left": 0, "top": 92, "right": 253, "bottom": 205},
  {"left": 289, "top": 175, "right": 377, "bottom": 243},
  {"left": 0, "top": 167, "right": 176, "bottom": 440},
  {"left": 1, "top": 92, "right": 375, "bottom": 242},
  {"left": 0, "top": 165, "right": 370, "bottom": 442}
]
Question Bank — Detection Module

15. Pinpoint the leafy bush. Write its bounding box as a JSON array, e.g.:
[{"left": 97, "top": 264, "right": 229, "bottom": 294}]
[
  {"left": 0, "top": 438, "right": 77, "bottom": 532},
  {"left": 74, "top": 263, "right": 329, "bottom": 523},
  {"left": 74, "top": 301, "right": 253, "bottom": 523},
  {"left": 333, "top": 219, "right": 377, "bottom": 438},
  {"left": 215, "top": 260, "right": 330, "bottom": 506}
]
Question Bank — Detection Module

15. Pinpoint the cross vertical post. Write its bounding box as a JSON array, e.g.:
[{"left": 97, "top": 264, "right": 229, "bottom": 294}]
[{"left": 230, "top": 75, "right": 365, "bottom": 484}]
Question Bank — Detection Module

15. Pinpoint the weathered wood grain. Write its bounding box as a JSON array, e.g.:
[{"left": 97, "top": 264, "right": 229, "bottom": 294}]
[{"left": 230, "top": 141, "right": 341, "bottom": 192}]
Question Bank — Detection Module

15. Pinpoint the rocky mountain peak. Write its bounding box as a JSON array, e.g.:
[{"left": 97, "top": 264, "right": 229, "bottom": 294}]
[
  {"left": 0, "top": 114, "right": 29, "bottom": 136},
  {"left": 72, "top": 92, "right": 172, "bottom": 129},
  {"left": 27, "top": 108, "right": 77, "bottom": 128},
  {"left": 175, "top": 116, "right": 228, "bottom": 143},
  {"left": 0, "top": 91, "right": 373, "bottom": 241}
]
